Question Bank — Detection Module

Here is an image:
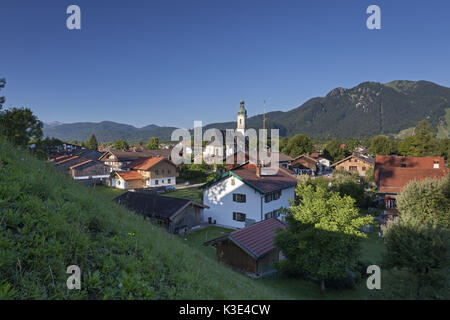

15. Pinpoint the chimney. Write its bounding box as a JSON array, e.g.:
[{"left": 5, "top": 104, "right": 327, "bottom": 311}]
[{"left": 256, "top": 163, "right": 262, "bottom": 178}]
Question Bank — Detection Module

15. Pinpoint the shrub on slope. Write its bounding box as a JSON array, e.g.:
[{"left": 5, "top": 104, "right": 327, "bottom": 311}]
[{"left": 0, "top": 139, "right": 286, "bottom": 299}]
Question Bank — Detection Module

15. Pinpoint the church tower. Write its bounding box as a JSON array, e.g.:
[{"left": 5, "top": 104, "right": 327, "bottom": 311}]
[{"left": 236, "top": 100, "right": 247, "bottom": 135}]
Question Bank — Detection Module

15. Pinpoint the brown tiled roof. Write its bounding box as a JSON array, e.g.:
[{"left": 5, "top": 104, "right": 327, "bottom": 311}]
[
  {"left": 230, "top": 218, "right": 286, "bottom": 258},
  {"left": 378, "top": 167, "right": 449, "bottom": 194},
  {"left": 374, "top": 155, "right": 446, "bottom": 181},
  {"left": 115, "top": 171, "right": 143, "bottom": 181},
  {"left": 100, "top": 149, "right": 171, "bottom": 161},
  {"left": 331, "top": 153, "right": 375, "bottom": 167},
  {"left": 126, "top": 157, "right": 166, "bottom": 170},
  {"left": 205, "top": 218, "right": 286, "bottom": 259},
  {"left": 291, "top": 154, "right": 319, "bottom": 165},
  {"left": 69, "top": 160, "right": 93, "bottom": 169},
  {"left": 231, "top": 163, "right": 298, "bottom": 194}
]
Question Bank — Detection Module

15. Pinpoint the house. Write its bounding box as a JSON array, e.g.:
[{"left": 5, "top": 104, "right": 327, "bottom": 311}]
[
  {"left": 204, "top": 218, "right": 286, "bottom": 277},
  {"left": 51, "top": 149, "right": 110, "bottom": 183},
  {"left": 374, "top": 155, "right": 449, "bottom": 221},
  {"left": 277, "top": 152, "right": 293, "bottom": 169},
  {"left": 331, "top": 153, "right": 375, "bottom": 177},
  {"left": 99, "top": 149, "right": 172, "bottom": 172},
  {"left": 290, "top": 154, "right": 319, "bottom": 175},
  {"left": 202, "top": 162, "right": 298, "bottom": 228},
  {"left": 110, "top": 157, "right": 178, "bottom": 189},
  {"left": 115, "top": 191, "right": 208, "bottom": 234},
  {"left": 69, "top": 160, "right": 110, "bottom": 182},
  {"left": 110, "top": 171, "right": 144, "bottom": 189},
  {"left": 126, "top": 157, "right": 178, "bottom": 188}
]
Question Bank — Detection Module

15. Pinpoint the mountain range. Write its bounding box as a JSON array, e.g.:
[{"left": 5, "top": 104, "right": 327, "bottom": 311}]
[{"left": 43, "top": 80, "right": 450, "bottom": 142}]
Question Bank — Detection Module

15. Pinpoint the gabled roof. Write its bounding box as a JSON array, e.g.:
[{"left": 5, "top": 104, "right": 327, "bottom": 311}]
[
  {"left": 331, "top": 153, "right": 375, "bottom": 167},
  {"left": 114, "top": 171, "right": 143, "bottom": 181},
  {"left": 69, "top": 160, "right": 93, "bottom": 169},
  {"left": 202, "top": 162, "right": 298, "bottom": 194},
  {"left": 115, "top": 191, "right": 208, "bottom": 221},
  {"left": 99, "top": 149, "right": 171, "bottom": 162},
  {"left": 204, "top": 218, "right": 286, "bottom": 259},
  {"left": 378, "top": 167, "right": 448, "bottom": 194},
  {"left": 126, "top": 157, "right": 168, "bottom": 170},
  {"left": 291, "top": 154, "right": 319, "bottom": 164},
  {"left": 374, "top": 155, "right": 446, "bottom": 183}
]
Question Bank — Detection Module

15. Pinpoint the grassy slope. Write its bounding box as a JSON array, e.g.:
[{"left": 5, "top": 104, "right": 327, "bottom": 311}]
[
  {"left": 0, "top": 139, "right": 288, "bottom": 299},
  {"left": 160, "top": 188, "right": 203, "bottom": 204}
]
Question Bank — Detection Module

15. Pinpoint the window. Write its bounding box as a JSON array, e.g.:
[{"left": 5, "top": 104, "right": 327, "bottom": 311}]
[
  {"left": 155, "top": 169, "right": 159, "bottom": 175},
  {"left": 233, "top": 212, "right": 246, "bottom": 222},
  {"left": 231, "top": 178, "right": 235, "bottom": 186},
  {"left": 155, "top": 180, "right": 159, "bottom": 185},
  {"left": 273, "top": 191, "right": 281, "bottom": 200},
  {"left": 264, "top": 210, "right": 279, "bottom": 220},
  {"left": 434, "top": 160, "right": 440, "bottom": 169},
  {"left": 362, "top": 167, "right": 366, "bottom": 171},
  {"left": 265, "top": 190, "right": 281, "bottom": 203},
  {"left": 168, "top": 179, "right": 171, "bottom": 184},
  {"left": 233, "top": 193, "right": 246, "bottom": 203},
  {"left": 349, "top": 166, "right": 357, "bottom": 171}
]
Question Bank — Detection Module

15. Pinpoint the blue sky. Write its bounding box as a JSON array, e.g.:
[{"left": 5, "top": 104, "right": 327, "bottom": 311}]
[{"left": 1, "top": 0, "right": 450, "bottom": 128}]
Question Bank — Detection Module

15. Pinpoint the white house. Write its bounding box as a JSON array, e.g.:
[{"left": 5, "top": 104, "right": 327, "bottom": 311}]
[{"left": 202, "top": 162, "right": 298, "bottom": 229}]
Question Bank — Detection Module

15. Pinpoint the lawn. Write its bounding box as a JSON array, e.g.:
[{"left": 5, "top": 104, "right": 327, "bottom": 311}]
[
  {"left": 258, "top": 228, "right": 387, "bottom": 300},
  {"left": 181, "top": 225, "right": 387, "bottom": 299},
  {"left": 161, "top": 187, "right": 203, "bottom": 203},
  {"left": 94, "top": 185, "right": 126, "bottom": 200},
  {"left": 178, "top": 226, "right": 233, "bottom": 260}
]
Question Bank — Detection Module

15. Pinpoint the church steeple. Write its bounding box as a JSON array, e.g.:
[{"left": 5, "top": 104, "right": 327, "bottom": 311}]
[{"left": 237, "top": 100, "right": 247, "bottom": 135}]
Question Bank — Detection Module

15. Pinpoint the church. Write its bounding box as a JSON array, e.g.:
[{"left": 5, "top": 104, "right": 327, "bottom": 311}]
[{"left": 203, "top": 100, "right": 248, "bottom": 163}]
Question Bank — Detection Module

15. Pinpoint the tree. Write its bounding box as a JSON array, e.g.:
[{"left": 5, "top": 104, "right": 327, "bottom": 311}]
[
  {"left": 146, "top": 137, "right": 159, "bottom": 150},
  {"left": 33, "top": 137, "right": 65, "bottom": 159},
  {"left": 368, "top": 135, "right": 394, "bottom": 155},
  {"left": 398, "top": 120, "right": 440, "bottom": 156},
  {"left": 113, "top": 139, "right": 129, "bottom": 150},
  {"left": 0, "top": 107, "right": 43, "bottom": 147},
  {"left": 85, "top": 134, "right": 99, "bottom": 150},
  {"left": 323, "top": 139, "right": 350, "bottom": 162},
  {"left": 275, "top": 182, "right": 373, "bottom": 294},
  {"left": 396, "top": 175, "right": 450, "bottom": 229},
  {"left": 383, "top": 176, "right": 450, "bottom": 299},
  {"left": 283, "top": 134, "right": 313, "bottom": 157},
  {"left": 0, "top": 78, "right": 5, "bottom": 111},
  {"left": 383, "top": 215, "right": 449, "bottom": 299}
]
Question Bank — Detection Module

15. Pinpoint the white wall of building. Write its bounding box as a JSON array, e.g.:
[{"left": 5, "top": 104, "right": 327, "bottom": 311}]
[
  {"left": 203, "top": 175, "right": 295, "bottom": 229},
  {"left": 146, "top": 177, "right": 177, "bottom": 187}
]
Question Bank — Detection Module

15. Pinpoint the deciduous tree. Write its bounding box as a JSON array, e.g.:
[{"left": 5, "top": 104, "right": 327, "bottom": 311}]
[{"left": 275, "top": 182, "right": 373, "bottom": 294}]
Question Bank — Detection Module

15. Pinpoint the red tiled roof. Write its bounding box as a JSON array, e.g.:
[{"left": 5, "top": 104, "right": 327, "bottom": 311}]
[
  {"left": 378, "top": 167, "right": 449, "bottom": 194},
  {"left": 115, "top": 171, "right": 143, "bottom": 181},
  {"left": 231, "top": 163, "right": 298, "bottom": 194},
  {"left": 230, "top": 218, "right": 286, "bottom": 258},
  {"left": 126, "top": 157, "right": 165, "bottom": 170},
  {"left": 374, "top": 155, "right": 445, "bottom": 181}
]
